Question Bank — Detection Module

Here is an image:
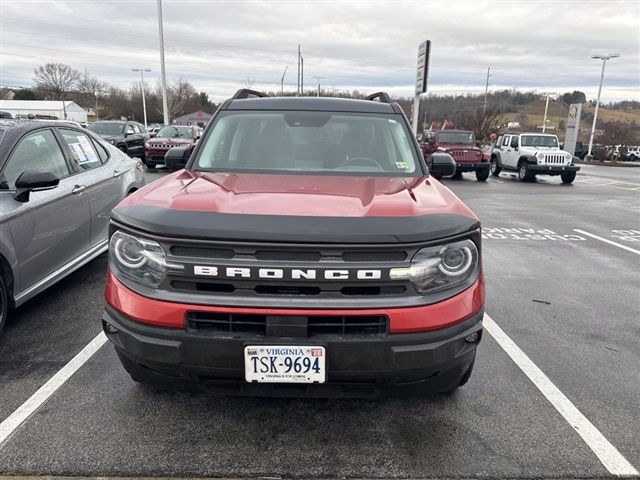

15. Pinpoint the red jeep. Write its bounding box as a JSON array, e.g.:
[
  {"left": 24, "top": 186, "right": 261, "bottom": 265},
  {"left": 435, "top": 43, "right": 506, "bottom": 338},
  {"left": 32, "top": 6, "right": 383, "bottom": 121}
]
[
  {"left": 103, "top": 90, "right": 484, "bottom": 397},
  {"left": 421, "top": 130, "right": 490, "bottom": 181},
  {"left": 143, "top": 125, "right": 199, "bottom": 170}
]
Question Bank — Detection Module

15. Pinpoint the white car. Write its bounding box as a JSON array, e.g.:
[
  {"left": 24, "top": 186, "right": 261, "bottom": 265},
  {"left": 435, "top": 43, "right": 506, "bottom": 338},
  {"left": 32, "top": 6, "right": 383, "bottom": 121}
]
[
  {"left": 490, "top": 133, "right": 580, "bottom": 184},
  {"left": 624, "top": 147, "right": 639, "bottom": 161}
]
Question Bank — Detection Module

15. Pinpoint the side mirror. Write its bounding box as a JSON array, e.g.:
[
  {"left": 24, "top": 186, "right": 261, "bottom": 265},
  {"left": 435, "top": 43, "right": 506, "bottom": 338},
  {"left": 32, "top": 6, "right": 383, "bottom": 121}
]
[
  {"left": 428, "top": 153, "right": 456, "bottom": 178},
  {"left": 164, "top": 146, "right": 192, "bottom": 171},
  {"left": 510, "top": 138, "right": 519, "bottom": 149},
  {"left": 14, "top": 170, "right": 59, "bottom": 202}
]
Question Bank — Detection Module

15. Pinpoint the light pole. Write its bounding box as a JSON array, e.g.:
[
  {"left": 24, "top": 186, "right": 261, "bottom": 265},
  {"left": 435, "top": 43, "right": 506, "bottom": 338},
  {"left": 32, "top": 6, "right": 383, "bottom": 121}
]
[
  {"left": 132, "top": 68, "right": 151, "bottom": 128},
  {"left": 311, "top": 76, "right": 325, "bottom": 97},
  {"left": 281, "top": 66, "right": 288, "bottom": 95},
  {"left": 156, "top": 0, "right": 169, "bottom": 125},
  {"left": 542, "top": 92, "right": 556, "bottom": 133},
  {"left": 587, "top": 53, "right": 620, "bottom": 158},
  {"left": 483, "top": 67, "right": 491, "bottom": 114}
]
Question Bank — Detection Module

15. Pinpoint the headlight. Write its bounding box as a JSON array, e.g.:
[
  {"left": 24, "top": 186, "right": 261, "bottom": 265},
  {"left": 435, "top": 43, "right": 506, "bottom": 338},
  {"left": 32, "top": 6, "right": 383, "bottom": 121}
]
[
  {"left": 390, "top": 239, "right": 479, "bottom": 295},
  {"left": 565, "top": 153, "right": 572, "bottom": 161},
  {"left": 109, "top": 231, "right": 181, "bottom": 288}
]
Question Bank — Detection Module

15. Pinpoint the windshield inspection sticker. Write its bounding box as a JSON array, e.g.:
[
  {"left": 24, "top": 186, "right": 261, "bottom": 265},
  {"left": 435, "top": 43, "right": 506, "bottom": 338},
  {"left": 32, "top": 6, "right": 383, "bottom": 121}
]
[
  {"left": 396, "top": 161, "right": 409, "bottom": 169},
  {"left": 482, "top": 227, "right": 586, "bottom": 241}
]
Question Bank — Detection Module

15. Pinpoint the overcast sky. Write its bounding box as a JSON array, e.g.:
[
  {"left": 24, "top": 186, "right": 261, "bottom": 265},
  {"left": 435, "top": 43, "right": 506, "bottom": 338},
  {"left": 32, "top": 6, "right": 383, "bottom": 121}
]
[{"left": 1, "top": 0, "right": 638, "bottom": 102}]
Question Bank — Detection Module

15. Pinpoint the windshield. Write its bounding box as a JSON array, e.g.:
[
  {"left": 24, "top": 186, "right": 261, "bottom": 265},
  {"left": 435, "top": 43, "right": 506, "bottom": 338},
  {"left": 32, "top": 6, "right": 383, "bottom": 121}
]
[
  {"left": 438, "top": 131, "right": 475, "bottom": 144},
  {"left": 156, "top": 126, "right": 194, "bottom": 138},
  {"left": 521, "top": 135, "right": 558, "bottom": 147},
  {"left": 88, "top": 122, "right": 124, "bottom": 136},
  {"left": 194, "top": 111, "right": 421, "bottom": 176}
]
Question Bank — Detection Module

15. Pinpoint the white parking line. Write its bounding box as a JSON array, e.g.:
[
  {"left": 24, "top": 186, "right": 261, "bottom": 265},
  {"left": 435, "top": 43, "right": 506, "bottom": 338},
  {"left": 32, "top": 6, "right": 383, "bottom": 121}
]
[
  {"left": 484, "top": 314, "right": 639, "bottom": 477},
  {"left": 574, "top": 229, "right": 640, "bottom": 256},
  {"left": 0, "top": 331, "right": 106, "bottom": 447}
]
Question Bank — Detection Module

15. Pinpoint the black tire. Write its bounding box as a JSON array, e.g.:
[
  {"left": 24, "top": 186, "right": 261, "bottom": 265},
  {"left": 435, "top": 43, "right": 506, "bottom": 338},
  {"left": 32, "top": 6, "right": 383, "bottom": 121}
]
[
  {"left": 451, "top": 170, "right": 463, "bottom": 180},
  {"left": 561, "top": 171, "right": 576, "bottom": 184},
  {"left": 476, "top": 168, "right": 489, "bottom": 182},
  {"left": 490, "top": 158, "right": 501, "bottom": 176},
  {"left": 143, "top": 159, "right": 157, "bottom": 170},
  {"left": 117, "top": 144, "right": 128, "bottom": 154},
  {"left": 0, "top": 275, "right": 7, "bottom": 335},
  {"left": 440, "top": 357, "right": 476, "bottom": 396},
  {"left": 518, "top": 162, "right": 534, "bottom": 182}
]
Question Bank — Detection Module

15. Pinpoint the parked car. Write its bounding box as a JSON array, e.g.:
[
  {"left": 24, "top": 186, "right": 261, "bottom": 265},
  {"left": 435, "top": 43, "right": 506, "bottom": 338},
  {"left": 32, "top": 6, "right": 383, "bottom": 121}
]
[
  {"left": 0, "top": 119, "right": 145, "bottom": 334},
  {"left": 624, "top": 147, "right": 640, "bottom": 161},
  {"left": 420, "top": 129, "right": 490, "bottom": 181},
  {"left": 490, "top": 132, "right": 580, "bottom": 183},
  {"left": 102, "top": 89, "right": 482, "bottom": 397},
  {"left": 144, "top": 125, "right": 200, "bottom": 170},
  {"left": 147, "top": 125, "right": 163, "bottom": 137},
  {"left": 87, "top": 121, "right": 149, "bottom": 160}
]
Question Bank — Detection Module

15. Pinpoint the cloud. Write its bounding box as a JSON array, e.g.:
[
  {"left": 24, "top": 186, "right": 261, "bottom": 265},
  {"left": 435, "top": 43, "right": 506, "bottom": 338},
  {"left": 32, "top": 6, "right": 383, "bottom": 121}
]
[{"left": 1, "top": 0, "right": 638, "bottom": 102}]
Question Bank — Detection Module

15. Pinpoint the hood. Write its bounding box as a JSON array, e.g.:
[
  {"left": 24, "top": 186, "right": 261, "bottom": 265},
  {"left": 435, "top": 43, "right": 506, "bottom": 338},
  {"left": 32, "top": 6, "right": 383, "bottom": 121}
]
[
  {"left": 113, "top": 172, "right": 479, "bottom": 243},
  {"left": 437, "top": 143, "right": 480, "bottom": 151},
  {"left": 119, "top": 171, "right": 475, "bottom": 218}
]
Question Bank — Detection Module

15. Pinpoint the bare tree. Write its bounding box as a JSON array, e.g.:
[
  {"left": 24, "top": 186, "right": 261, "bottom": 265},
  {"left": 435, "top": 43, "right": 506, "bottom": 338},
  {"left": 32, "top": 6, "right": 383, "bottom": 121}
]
[
  {"left": 33, "top": 63, "right": 81, "bottom": 100},
  {"left": 242, "top": 76, "right": 256, "bottom": 89},
  {"left": 155, "top": 79, "right": 197, "bottom": 120},
  {"left": 458, "top": 106, "right": 503, "bottom": 141},
  {"left": 78, "top": 70, "right": 108, "bottom": 120},
  {"left": 597, "top": 121, "right": 638, "bottom": 162}
]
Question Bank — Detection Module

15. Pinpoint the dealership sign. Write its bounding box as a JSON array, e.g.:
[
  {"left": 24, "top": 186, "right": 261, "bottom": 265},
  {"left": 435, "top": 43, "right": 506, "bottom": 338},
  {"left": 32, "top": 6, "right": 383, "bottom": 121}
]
[{"left": 415, "top": 40, "right": 431, "bottom": 95}]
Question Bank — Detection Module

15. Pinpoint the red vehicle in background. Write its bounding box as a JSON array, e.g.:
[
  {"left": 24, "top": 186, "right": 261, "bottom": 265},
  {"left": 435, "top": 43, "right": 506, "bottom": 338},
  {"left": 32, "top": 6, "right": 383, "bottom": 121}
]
[
  {"left": 144, "top": 125, "right": 200, "bottom": 170},
  {"left": 421, "top": 130, "right": 490, "bottom": 182}
]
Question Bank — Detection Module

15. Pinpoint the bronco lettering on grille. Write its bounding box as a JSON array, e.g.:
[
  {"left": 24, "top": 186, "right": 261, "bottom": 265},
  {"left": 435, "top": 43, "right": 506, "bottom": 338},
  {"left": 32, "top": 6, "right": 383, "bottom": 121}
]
[{"left": 193, "top": 265, "right": 383, "bottom": 281}]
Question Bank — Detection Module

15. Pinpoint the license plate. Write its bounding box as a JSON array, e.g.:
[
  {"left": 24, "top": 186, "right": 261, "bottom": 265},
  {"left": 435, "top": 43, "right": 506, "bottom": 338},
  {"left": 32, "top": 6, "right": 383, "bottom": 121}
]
[{"left": 244, "top": 345, "right": 326, "bottom": 383}]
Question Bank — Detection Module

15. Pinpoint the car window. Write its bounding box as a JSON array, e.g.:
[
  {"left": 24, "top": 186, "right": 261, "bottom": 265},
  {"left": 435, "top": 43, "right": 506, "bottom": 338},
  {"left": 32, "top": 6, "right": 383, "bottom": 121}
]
[
  {"left": 131, "top": 124, "right": 141, "bottom": 134},
  {"left": 195, "top": 111, "right": 421, "bottom": 176},
  {"left": 502, "top": 136, "right": 510, "bottom": 147},
  {"left": 126, "top": 125, "right": 135, "bottom": 135},
  {"left": 494, "top": 135, "right": 502, "bottom": 147},
  {"left": 90, "top": 138, "right": 110, "bottom": 164},
  {"left": 1, "top": 129, "right": 70, "bottom": 189},
  {"left": 59, "top": 128, "right": 103, "bottom": 171}
]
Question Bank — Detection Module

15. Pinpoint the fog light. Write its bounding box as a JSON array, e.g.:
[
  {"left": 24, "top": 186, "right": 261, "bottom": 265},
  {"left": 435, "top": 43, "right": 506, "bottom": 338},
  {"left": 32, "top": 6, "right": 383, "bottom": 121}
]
[
  {"left": 465, "top": 332, "right": 480, "bottom": 343},
  {"left": 103, "top": 321, "right": 119, "bottom": 334}
]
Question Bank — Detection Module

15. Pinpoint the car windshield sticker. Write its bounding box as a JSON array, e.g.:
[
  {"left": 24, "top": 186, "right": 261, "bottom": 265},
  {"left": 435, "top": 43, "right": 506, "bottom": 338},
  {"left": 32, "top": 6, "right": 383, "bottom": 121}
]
[
  {"left": 396, "top": 161, "right": 409, "bottom": 169},
  {"left": 73, "top": 136, "right": 99, "bottom": 164}
]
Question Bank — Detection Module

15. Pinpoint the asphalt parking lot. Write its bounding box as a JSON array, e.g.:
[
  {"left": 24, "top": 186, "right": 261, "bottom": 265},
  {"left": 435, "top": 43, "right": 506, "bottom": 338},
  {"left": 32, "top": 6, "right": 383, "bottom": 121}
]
[{"left": 0, "top": 164, "right": 638, "bottom": 479}]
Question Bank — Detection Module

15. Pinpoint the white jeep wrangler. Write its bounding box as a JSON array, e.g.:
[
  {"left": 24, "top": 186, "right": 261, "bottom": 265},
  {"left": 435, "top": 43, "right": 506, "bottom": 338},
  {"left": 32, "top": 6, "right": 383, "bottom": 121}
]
[{"left": 490, "top": 133, "right": 580, "bottom": 184}]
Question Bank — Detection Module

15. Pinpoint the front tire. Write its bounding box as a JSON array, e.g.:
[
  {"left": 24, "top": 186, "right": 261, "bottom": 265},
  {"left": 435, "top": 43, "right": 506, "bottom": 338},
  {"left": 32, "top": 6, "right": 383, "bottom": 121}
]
[
  {"left": 451, "top": 170, "right": 463, "bottom": 180},
  {"left": 143, "top": 159, "right": 157, "bottom": 170},
  {"left": 518, "top": 162, "right": 534, "bottom": 182},
  {"left": 561, "top": 171, "right": 576, "bottom": 184},
  {"left": 476, "top": 168, "right": 489, "bottom": 182},
  {"left": 490, "top": 158, "right": 502, "bottom": 176}
]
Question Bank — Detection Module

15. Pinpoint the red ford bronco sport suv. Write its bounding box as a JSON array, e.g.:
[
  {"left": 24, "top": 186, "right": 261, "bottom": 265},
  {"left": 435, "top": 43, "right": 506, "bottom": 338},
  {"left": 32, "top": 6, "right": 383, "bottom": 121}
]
[
  {"left": 103, "top": 90, "right": 484, "bottom": 397},
  {"left": 422, "top": 129, "right": 490, "bottom": 181}
]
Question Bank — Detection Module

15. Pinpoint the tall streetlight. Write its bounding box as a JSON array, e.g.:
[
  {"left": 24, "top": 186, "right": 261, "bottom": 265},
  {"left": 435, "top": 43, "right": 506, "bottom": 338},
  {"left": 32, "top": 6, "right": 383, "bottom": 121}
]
[
  {"left": 542, "top": 92, "right": 557, "bottom": 133},
  {"left": 483, "top": 67, "right": 491, "bottom": 114},
  {"left": 587, "top": 53, "right": 620, "bottom": 157},
  {"left": 311, "top": 76, "right": 325, "bottom": 97},
  {"left": 281, "top": 66, "right": 288, "bottom": 95},
  {"left": 132, "top": 68, "right": 151, "bottom": 128},
  {"left": 156, "top": 0, "right": 169, "bottom": 125}
]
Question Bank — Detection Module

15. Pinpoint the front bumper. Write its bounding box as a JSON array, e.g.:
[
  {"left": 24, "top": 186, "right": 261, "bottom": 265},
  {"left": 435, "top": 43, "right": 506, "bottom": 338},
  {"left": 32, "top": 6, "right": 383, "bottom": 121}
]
[
  {"left": 144, "top": 148, "right": 169, "bottom": 163},
  {"left": 454, "top": 162, "right": 490, "bottom": 172},
  {"left": 528, "top": 164, "right": 580, "bottom": 174},
  {"left": 103, "top": 306, "right": 482, "bottom": 397}
]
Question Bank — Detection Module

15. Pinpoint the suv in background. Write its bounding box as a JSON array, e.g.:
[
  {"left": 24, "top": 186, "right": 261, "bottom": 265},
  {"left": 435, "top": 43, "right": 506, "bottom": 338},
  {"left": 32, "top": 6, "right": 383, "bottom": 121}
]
[
  {"left": 491, "top": 133, "right": 580, "bottom": 184},
  {"left": 102, "top": 89, "right": 483, "bottom": 397},
  {"left": 144, "top": 125, "right": 200, "bottom": 170},
  {"left": 624, "top": 147, "right": 639, "bottom": 161},
  {"left": 421, "top": 130, "right": 489, "bottom": 181},
  {"left": 88, "top": 121, "right": 149, "bottom": 161}
]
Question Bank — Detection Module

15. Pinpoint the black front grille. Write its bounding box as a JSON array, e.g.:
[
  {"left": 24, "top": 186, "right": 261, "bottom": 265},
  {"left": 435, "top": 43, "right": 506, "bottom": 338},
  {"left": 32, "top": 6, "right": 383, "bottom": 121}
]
[{"left": 186, "top": 312, "right": 388, "bottom": 338}]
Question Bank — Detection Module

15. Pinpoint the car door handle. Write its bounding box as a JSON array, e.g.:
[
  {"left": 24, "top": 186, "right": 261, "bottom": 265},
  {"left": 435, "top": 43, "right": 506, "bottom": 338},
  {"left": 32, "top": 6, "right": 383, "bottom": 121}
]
[
  {"left": 72, "top": 185, "right": 86, "bottom": 194},
  {"left": 113, "top": 170, "right": 126, "bottom": 177}
]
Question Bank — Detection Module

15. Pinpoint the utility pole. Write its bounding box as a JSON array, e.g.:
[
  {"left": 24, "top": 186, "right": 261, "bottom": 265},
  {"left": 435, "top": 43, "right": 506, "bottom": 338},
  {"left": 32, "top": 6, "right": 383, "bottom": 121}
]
[
  {"left": 301, "top": 55, "right": 304, "bottom": 95},
  {"left": 132, "top": 68, "right": 151, "bottom": 128},
  {"left": 297, "top": 44, "right": 301, "bottom": 95},
  {"left": 157, "top": 0, "right": 169, "bottom": 125},
  {"left": 311, "top": 76, "right": 326, "bottom": 97},
  {"left": 483, "top": 67, "right": 491, "bottom": 114},
  {"left": 281, "top": 66, "right": 288, "bottom": 95},
  {"left": 541, "top": 92, "right": 556, "bottom": 133},
  {"left": 587, "top": 53, "right": 620, "bottom": 158}
]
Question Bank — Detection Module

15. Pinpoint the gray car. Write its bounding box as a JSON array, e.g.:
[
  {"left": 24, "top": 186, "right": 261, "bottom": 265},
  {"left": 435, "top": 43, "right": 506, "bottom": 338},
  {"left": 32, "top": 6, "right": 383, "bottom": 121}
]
[{"left": 0, "top": 120, "right": 145, "bottom": 333}]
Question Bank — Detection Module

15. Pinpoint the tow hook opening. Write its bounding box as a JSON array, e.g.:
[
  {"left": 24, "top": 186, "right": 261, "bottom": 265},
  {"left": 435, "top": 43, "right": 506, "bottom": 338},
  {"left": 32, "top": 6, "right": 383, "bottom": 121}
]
[{"left": 464, "top": 331, "right": 481, "bottom": 344}]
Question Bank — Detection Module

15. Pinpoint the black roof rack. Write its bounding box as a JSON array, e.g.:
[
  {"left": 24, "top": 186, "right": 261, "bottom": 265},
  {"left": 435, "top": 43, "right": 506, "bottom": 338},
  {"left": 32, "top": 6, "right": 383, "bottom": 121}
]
[
  {"left": 231, "top": 88, "right": 268, "bottom": 100},
  {"left": 364, "top": 92, "right": 393, "bottom": 103}
]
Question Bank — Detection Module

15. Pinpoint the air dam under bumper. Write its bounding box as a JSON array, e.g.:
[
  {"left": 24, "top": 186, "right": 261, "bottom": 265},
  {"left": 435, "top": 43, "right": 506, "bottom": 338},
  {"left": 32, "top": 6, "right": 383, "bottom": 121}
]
[
  {"left": 103, "top": 307, "right": 482, "bottom": 397},
  {"left": 528, "top": 164, "right": 580, "bottom": 174},
  {"left": 455, "top": 162, "right": 490, "bottom": 172}
]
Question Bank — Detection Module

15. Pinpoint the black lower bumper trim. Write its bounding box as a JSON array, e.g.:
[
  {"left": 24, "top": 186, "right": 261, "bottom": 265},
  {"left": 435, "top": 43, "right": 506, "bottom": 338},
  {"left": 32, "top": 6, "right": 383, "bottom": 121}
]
[
  {"left": 103, "top": 307, "right": 483, "bottom": 397},
  {"left": 456, "top": 163, "right": 490, "bottom": 172},
  {"left": 528, "top": 164, "right": 580, "bottom": 173}
]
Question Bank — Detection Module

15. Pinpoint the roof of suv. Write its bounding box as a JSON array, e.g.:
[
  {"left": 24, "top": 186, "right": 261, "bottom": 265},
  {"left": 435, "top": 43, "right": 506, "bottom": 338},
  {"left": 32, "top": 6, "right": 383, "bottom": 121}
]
[{"left": 226, "top": 96, "right": 397, "bottom": 114}]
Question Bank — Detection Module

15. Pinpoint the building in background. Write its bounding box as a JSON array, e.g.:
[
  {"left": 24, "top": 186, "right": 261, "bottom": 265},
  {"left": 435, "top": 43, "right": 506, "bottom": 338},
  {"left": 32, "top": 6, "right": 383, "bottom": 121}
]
[
  {"left": 0, "top": 100, "right": 88, "bottom": 123},
  {"left": 173, "top": 110, "right": 212, "bottom": 127}
]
